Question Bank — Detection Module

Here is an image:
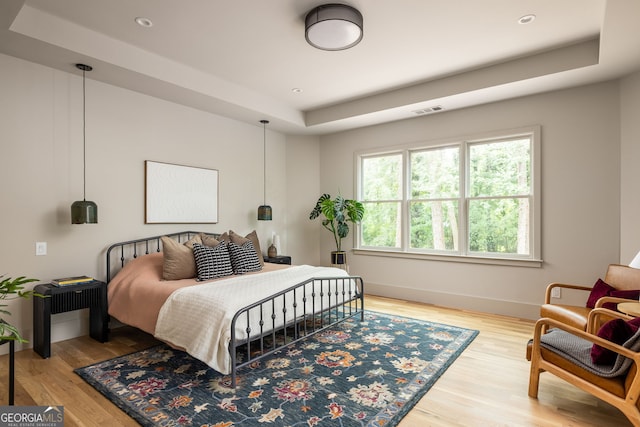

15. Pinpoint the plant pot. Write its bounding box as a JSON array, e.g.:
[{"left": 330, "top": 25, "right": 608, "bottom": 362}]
[{"left": 331, "top": 251, "right": 347, "bottom": 265}]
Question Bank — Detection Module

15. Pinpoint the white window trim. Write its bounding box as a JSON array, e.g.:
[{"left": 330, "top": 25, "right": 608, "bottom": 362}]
[{"left": 354, "top": 125, "right": 542, "bottom": 267}]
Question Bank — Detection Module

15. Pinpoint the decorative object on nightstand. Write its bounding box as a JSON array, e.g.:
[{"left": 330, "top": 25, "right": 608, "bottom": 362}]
[
  {"left": 268, "top": 243, "right": 277, "bottom": 258},
  {"left": 264, "top": 255, "right": 292, "bottom": 265},
  {"left": 268, "top": 233, "right": 281, "bottom": 258},
  {"left": 50, "top": 275, "right": 93, "bottom": 286},
  {"left": 33, "top": 279, "right": 109, "bottom": 358}
]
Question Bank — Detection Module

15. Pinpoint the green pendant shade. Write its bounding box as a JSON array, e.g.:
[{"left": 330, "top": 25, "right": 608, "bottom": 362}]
[
  {"left": 71, "top": 200, "right": 98, "bottom": 224},
  {"left": 257, "top": 119, "right": 272, "bottom": 221},
  {"left": 257, "top": 205, "right": 272, "bottom": 221},
  {"left": 71, "top": 63, "right": 98, "bottom": 224}
]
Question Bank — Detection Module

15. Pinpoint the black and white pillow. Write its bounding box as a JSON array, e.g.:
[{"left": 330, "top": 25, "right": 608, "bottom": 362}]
[
  {"left": 192, "top": 242, "right": 233, "bottom": 281},
  {"left": 228, "top": 241, "right": 262, "bottom": 274}
]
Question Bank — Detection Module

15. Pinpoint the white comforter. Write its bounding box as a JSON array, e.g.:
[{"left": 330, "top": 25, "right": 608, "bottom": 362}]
[{"left": 154, "top": 265, "right": 351, "bottom": 375}]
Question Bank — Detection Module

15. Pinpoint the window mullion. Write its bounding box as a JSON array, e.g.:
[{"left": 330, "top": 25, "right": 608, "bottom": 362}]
[
  {"left": 458, "top": 141, "right": 467, "bottom": 256},
  {"left": 402, "top": 149, "right": 410, "bottom": 252}
]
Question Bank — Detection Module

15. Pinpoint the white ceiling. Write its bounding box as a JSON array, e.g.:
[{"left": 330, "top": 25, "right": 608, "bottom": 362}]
[{"left": 1, "top": 0, "right": 639, "bottom": 135}]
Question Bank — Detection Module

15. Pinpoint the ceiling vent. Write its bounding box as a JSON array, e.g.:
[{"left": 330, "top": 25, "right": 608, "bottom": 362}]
[{"left": 412, "top": 105, "right": 444, "bottom": 115}]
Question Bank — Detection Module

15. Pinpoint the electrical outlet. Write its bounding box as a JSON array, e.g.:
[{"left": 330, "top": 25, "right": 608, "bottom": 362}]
[
  {"left": 551, "top": 287, "right": 561, "bottom": 299},
  {"left": 35, "top": 241, "right": 47, "bottom": 256}
]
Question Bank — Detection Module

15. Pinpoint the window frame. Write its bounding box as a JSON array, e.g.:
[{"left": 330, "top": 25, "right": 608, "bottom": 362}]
[{"left": 354, "top": 126, "right": 541, "bottom": 267}]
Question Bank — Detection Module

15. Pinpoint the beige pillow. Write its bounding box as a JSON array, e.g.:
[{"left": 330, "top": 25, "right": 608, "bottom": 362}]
[
  {"left": 161, "top": 234, "right": 202, "bottom": 280},
  {"left": 200, "top": 233, "right": 221, "bottom": 247},
  {"left": 229, "top": 229, "right": 264, "bottom": 265}
]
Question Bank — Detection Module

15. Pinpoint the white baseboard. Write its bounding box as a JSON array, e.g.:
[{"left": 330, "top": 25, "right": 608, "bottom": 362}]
[{"left": 365, "top": 281, "right": 540, "bottom": 321}]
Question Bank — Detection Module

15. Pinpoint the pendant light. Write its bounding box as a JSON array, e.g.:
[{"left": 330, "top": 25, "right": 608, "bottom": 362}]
[
  {"left": 71, "top": 63, "right": 98, "bottom": 224},
  {"left": 257, "top": 119, "right": 272, "bottom": 220}
]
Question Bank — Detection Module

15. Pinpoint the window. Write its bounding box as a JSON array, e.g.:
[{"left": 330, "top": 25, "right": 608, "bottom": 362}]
[
  {"left": 357, "top": 127, "right": 540, "bottom": 264},
  {"left": 361, "top": 154, "right": 402, "bottom": 248}
]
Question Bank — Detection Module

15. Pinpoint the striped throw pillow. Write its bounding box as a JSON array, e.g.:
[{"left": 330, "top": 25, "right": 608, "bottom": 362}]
[
  {"left": 192, "top": 242, "right": 233, "bottom": 281},
  {"left": 228, "top": 241, "right": 262, "bottom": 274}
]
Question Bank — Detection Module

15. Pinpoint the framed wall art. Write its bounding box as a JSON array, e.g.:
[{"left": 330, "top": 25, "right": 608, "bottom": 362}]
[{"left": 145, "top": 160, "right": 219, "bottom": 223}]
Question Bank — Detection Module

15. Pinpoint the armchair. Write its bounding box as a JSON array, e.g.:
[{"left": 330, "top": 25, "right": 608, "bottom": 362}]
[
  {"left": 541, "top": 264, "right": 640, "bottom": 331},
  {"left": 528, "top": 308, "right": 640, "bottom": 426}
]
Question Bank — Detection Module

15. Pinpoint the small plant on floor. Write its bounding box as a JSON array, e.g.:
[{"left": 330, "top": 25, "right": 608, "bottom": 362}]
[{"left": 0, "top": 275, "right": 42, "bottom": 343}]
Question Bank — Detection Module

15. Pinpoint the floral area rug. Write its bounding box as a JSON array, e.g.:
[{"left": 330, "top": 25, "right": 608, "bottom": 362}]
[{"left": 75, "top": 311, "right": 478, "bottom": 426}]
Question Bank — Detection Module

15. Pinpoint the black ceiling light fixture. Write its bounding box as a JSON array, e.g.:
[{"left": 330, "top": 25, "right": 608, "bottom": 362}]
[
  {"left": 257, "top": 119, "right": 272, "bottom": 221},
  {"left": 71, "top": 63, "right": 98, "bottom": 224},
  {"left": 305, "top": 3, "right": 363, "bottom": 51}
]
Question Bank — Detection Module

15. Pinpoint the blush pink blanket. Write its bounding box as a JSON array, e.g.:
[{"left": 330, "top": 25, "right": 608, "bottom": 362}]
[{"left": 107, "top": 252, "right": 288, "bottom": 334}]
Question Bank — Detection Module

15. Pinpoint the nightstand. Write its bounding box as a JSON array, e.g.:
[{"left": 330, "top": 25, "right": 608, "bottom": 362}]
[
  {"left": 33, "top": 280, "right": 109, "bottom": 358},
  {"left": 264, "top": 255, "right": 292, "bottom": 265}
]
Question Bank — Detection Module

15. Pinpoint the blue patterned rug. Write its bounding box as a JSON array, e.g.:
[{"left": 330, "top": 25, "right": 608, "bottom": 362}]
[{"left": 76, "top": 311, "right": 477, "bottom": 426}]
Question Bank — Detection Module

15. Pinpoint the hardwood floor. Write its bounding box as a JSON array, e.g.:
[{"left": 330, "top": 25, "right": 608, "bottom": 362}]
[{"left": 0, "top": 295, "right": 631, "bottom": 426}]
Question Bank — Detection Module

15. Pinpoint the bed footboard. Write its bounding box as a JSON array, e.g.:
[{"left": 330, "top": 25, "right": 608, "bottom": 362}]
[{"left": 229, "top": 275, "right": 364, "bottom": 387}]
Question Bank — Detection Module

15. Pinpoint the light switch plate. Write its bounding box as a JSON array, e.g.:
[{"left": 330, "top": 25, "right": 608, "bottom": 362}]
[{"left": 36, "top": 242, "right": 47, "bottom": 256}]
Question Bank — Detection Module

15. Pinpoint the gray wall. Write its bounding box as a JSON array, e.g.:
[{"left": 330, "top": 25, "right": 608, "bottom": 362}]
[
  {"left": 621, "top": 71, "right": 640, "bottom": 264},
  {"left": 0, "top": 53, "right": 319, "bottom": 352},
  {"left": 317, "top": 81, "right": 625, "bottom": 319}
]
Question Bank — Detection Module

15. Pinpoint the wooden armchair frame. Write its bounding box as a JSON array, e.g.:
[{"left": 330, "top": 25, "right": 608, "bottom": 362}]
[
  {"left": 544, "top": 283, "right": 637, "bottom": 308},
  {"left": 529, "top": 308, "right": 640, "bottom": 426},
  {"left": 541, "top": 264, "right": 640, "bottom": 331}
]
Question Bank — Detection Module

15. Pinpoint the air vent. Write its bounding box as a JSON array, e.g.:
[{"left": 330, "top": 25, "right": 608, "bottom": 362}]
[{"left": 412, "top": 105, "right": 444, "bottom": 115}]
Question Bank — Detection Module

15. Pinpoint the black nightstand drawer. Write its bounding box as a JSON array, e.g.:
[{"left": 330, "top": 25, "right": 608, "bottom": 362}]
[
  {"left": 49, "top": 284, "right": 105, "bottom": 314},
  {"left": 264, "top": 255, "right": 292, "bottom": 265}
]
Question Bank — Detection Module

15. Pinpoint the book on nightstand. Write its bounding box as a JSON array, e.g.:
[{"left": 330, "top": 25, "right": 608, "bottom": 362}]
[{"left": 51, "top": 275, "right": 94, "bottom": 286}]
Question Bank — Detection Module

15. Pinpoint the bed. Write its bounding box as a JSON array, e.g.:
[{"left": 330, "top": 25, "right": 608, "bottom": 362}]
[{"left": 105, "top": 231, "right": 364, "bottom": 387}]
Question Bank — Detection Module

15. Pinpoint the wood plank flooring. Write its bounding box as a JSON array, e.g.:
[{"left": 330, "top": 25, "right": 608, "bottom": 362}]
[{"left": 0, "top": 295, "right": 631, "bottom": 426}]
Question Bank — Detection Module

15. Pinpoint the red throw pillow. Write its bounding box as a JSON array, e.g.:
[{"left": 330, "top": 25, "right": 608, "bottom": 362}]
[
  {"left": 586, "top": 279, "right": 615, "bottom": 308},
  {"left": 602, "top": 289, "right": 640, "bottom": 310},
  {"left": 591, "top": 317, "right": 640, "bottom": 364},
  {"left": 611, "top": 289, "right": 640, "bottom": 300}
]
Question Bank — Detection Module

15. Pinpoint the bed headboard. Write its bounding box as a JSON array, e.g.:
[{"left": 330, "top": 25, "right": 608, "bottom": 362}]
[{"left": 106, "top": 231, "right": 220, "bottom": 283}]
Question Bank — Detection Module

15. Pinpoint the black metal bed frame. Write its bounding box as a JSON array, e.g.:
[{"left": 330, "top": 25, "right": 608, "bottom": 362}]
[{"left": 106, "top": 231, "right": 364, "bottom": 388}]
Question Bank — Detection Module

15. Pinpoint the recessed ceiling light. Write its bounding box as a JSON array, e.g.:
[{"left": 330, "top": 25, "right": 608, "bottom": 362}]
[
  {"left": 135, "top": 17, "right": 153, "bottom": 28},
  {"left": 518, "top": 14, "right": 536, "bottom": 25},
  {"left": 291, "top": 88, "right": 303, "bottom": 93}
]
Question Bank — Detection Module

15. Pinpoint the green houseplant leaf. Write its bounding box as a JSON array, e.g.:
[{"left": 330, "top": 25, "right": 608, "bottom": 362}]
[
  {"left": 309, "top": 193, "right": 365, "bottom": 252},
  {"left": 0, "top": 275, "right": 43, "bottom": 343}
]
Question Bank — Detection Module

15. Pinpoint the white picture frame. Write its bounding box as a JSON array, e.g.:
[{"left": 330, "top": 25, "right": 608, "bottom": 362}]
[{"left": 145, "top": 160, "right": 219, "bottom": 223}]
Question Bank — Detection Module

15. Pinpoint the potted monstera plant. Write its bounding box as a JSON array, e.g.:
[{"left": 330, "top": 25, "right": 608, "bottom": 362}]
[
  {"left": 1, "top": 275, "right": 41, "bottom": 343},
  {"left": 309, "top": 193, "right": 365, "bottom": 265}
]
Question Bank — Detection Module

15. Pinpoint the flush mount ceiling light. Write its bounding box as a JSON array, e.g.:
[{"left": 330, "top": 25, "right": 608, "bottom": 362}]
[{"left": 305, "top": 4, "right": 363, "bottom": 51}]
